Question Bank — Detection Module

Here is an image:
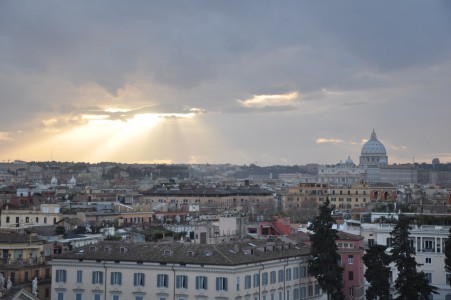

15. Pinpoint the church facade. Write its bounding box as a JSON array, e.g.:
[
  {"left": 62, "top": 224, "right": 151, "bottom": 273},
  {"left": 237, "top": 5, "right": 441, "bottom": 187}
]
[{"left": 319, "top": 129, "right": 389, "bottom": 185}]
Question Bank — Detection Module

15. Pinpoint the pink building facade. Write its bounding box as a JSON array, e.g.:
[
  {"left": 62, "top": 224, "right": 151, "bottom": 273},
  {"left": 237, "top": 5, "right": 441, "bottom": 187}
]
[{"left": 337, "top": 231, "right": 365, "bottom": 300}]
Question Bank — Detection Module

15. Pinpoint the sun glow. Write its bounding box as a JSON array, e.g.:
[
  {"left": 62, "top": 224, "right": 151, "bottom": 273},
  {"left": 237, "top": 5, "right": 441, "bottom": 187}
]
[{"left": 14, "top": 110, "right": 208, "bottom": 163}]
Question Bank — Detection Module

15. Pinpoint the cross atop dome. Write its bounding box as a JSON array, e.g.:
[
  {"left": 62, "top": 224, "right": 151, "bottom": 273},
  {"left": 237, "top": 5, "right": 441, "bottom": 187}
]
[{"left": 371, "top": 128, "right": 377, "bottom": 140}]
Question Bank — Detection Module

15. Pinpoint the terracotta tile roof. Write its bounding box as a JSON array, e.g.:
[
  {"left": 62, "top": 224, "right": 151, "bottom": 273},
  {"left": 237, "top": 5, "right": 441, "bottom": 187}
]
[
  {"left": 337, "top": 231, "right": 363, "bottom": 241},
  {"left": 0, "top": 231, "right": 40, "bottom": 243},
  {"left": 53, "top": 240, "right": 310, "bottom": 266}
]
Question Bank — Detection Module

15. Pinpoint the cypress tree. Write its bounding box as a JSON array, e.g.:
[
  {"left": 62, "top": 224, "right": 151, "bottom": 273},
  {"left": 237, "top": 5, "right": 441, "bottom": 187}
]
[
  {"left": 363, "top": 244, "right": 391, "bottom": 300},
  {"left": 308, "top": 198, "right": 344, "bottom": 300},
  {"left": 444, "top": 227, "right": 451, "bottom": 284},
  {"left": 390, "top": 216, "right": 437, "bottom": 299}
]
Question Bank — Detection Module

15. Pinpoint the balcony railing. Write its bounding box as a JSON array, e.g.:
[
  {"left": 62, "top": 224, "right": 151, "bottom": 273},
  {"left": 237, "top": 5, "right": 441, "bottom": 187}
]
[{"left": 0, "top": 257, "right": 46, "bottom": 267}]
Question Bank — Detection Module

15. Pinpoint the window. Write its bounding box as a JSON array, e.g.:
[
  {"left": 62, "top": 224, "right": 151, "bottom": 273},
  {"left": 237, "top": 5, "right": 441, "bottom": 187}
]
[
  {"left": 300, "top": 287, "right": 306, "bottom": 299},
  {"left": 262, "top": 272, "right": 268, "bottom": 285},
  {"left": 293, "top": 267, "right": 299, "bottom": 280},
  {"left": 55, "top": 269, "right": 66, "bottom": 283},
  {"left": 286, "top": 268, "right": 292, "bottom": 281},
  {"left": 157, "top": 274, "right": 169, "bottom": 288},
  {"left": 348, "top": 255, "right": 353, "bottom": 264},
  {"left": 425, "top": 273, "right": 432, "bottom": 283},
  {"left": 57, "top": 292, "right": 64, "bottom": 300},
  {"left": 426, "top": 257, "right": 432, "bottom": 264},
  {"left": 253, "top": 273, "right": 260, "bottom": 288},
  {"left": 308, "top": 285, "right": 313, "bottom": 296},
  {"left": 349, "top": 271, "right": 354, "bottom": 281},
  {"left": 92, "top": 271, "right": 103, "bottom": 284},
  {"left": 368, "top": 239, "right": 375, "bottom": 246},
  {"left": 315, "top": 284, "right": 321, "bottom": 295},
  {"left": 6, "top": 217, "right": 9, "bottom": 223},
  {"left": 386, "top": 238, "right": 392, "bottom": 247},
  {"left": 94, "top": 294, "right": 101, "bottom": 300},
  {"left": 245, "top": 275, "right": 251, "bottom": 289},
  {"left": 111, "top": 272, "right": 122, "bottom": 285},
  {"left": 75, "top": 293, "right": 82, "bottom": 300},
  {"left": 176, "top": 275, "right": 188, "bottom": 289},
  {"left": 134, "top": 273, "right": 145, "bottom": 287},
  {"left": 278, "top": 270, "right": 284, "bottom": 282},
  {"left": 135, "top": 297, "right": 143, "bottom": 300},
  {"left": 216, "top": 277, "right": 228, "bottom": 291},
  {"left": 300, "top": 266, "right": 306, "bottom": 278},
  {"left": 270, "top": 271, "right": 276, "bottom": 284},
  {"left": 349, "top": 287, "right": 354, "bottom": 296},
  {"left": 447, "top": 274, "right": 451, "bottom": 286},
  {"left": 75, "top": 270, "right": 83, "bottom": 283},
  {"left": 236, "top": 276, "right": 240, "bottom": 291},
  {"left": 293, "top": 288, "right": 300, "bottom": 300},
  {"left": 195, "top": 276, "right": 207, "bottom": 290}
]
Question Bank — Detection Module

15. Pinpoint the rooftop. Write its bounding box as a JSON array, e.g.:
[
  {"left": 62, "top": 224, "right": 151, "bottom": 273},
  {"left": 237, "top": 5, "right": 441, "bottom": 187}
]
[{"left": 52, "top": 240, "right": 310, "bottom": 266}]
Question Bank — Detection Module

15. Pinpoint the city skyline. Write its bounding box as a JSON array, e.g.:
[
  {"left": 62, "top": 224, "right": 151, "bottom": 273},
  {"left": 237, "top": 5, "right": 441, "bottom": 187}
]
[{"left": 1, "top": 1, "right": 451, "bottom": 165}]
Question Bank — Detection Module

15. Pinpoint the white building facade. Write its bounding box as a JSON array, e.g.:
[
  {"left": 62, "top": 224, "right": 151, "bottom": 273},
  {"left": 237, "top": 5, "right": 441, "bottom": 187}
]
[
  {"left": 359, "top": 222, "right": 451, "bottom": 300},
  {"left": 50, "top": 240, "right": 325, "bottom": 300}
]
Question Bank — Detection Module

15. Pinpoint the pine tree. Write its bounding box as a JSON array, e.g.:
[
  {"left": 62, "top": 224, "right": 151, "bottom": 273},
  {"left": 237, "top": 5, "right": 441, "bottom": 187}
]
[
  {"left": 308, "top": 198, "right": 344, "bottom": 300},
  {"left": 363, "top": 244, "right": 391, "bottom": 300},
  {"left": 444, "top": 227, "right": 451, "bottom": 284},
  {"left": 390, "top": 216, "right": 438, "bottom": 299}
]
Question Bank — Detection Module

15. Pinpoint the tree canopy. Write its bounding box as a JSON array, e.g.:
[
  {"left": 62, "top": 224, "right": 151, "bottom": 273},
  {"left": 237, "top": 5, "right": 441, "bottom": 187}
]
[
  {"left": 390, "top": 216, "right": 437, "bottom": 299},
  {"left": 444, "top": 227, "right": 451, "bottom": 284},
  {"left": 308, "top": 198, "right": 344, "bottom": 300},
  {"left": 363, "top": 244, "right": 391, "bottom": 300}
]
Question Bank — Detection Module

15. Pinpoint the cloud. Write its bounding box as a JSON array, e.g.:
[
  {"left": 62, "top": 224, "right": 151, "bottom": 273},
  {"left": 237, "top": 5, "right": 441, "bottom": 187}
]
[
  {"left": 316, "top": 138, "right": 344, "bottom": 144},
  {"left": 41, "top": 117, "right": 87, "bottom": 132},
  {"left": 388, "top": 144, "right": 408, "bottom": 151},
  {"left": 47, "top": 104, "right": 206, "bottom": 127},
  {"left": 238, "top": 92, "right": 299, "bottom": 108},
  {"left": 1, "top": 2, "right": 451, "bottom": 164},
  {"left": 0, "top": 132, "right": 13, "bottom": 141}
]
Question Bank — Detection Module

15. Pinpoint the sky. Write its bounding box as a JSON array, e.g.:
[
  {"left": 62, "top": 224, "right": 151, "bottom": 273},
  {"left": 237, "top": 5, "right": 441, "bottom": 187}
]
[{"left": 1, "top": 1, "right": 451, "bottom": 166}]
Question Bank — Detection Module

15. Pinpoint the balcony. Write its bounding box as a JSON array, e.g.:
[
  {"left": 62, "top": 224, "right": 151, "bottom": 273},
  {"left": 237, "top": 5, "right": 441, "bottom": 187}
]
[{"left": 0, "top": 256, "right": 47, "bottom": 268}]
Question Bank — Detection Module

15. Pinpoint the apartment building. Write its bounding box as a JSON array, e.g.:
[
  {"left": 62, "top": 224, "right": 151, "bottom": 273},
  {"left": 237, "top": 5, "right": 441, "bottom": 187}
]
[
  {"left": 337, "top": 232, "right": 365, "bottom": 300},
  {"left": 329, "top": 184, "right": 371, "bottom": 210},
  {"left": 0, "top": 231, "right": 51, "bottom": 299},
  {"left": 284, "top": 183, "right": 372, "bottom": 212},
  {"left": 359, "top": 222, "right": 451, "bottom": 299},
  {"left": 0, "top": 204, "right": 62, "bottom": 229},
  {"left": 283, "top": 183, "right": 329, "bottom": 212},
  {"left": 141, "top": 187, "right": 276, "bottom": 215},
  {"left": 50, "top": 240, "right": 325, "bottom": 300}
]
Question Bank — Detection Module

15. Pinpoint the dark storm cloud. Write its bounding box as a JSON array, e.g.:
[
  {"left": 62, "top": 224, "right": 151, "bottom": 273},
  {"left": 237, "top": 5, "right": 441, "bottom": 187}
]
[{"left": 1, "top": 1, "right": 451, "bottom": 163}]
